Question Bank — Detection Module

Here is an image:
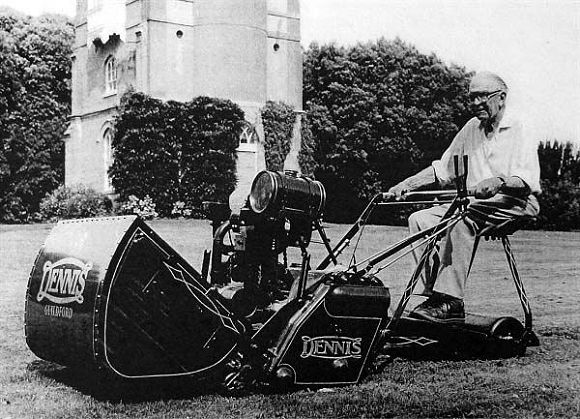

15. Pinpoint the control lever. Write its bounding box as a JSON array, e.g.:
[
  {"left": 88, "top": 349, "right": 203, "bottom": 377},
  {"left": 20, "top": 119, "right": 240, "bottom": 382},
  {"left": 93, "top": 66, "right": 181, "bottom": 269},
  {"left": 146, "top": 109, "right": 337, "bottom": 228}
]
[{"left": 453, "top": 155, "right": 470, "bottom": 208}]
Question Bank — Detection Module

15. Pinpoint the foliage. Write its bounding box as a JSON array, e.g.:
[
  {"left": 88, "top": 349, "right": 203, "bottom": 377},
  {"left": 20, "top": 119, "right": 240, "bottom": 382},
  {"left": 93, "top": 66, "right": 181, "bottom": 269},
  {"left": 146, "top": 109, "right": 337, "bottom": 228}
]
[
  {"left": 38, "top": 185, "right": 112, "bottom": 221},
  {"left": 261, "top": 101, "right": 295, "bottom": 172},
  {"left": 298, "top": 113, "right": 319, "bottom": 177},
  {"left": 260, "top": 101, "right": 319, "bottom": 178},
  {"left": 171, "top": 201, "right": 193, "bottom": 218},
  {"left": 119, "top": 194, "right": 158, "bottom": 220},
  {"left": 0, "top": 9, "right": 73, "bottom": 222},
  {"left": 109, "top": 93, "right": 173, "bottom": 213},
  {"left": 538, "top": 140, "right": 580, "bottom": 183},
  {"left": 109, "top": 93, "right": 242, "bottom": 217},
  {"left": 304, "top": 38, "right": 473, "bottom": 221},
  {"left": 535, "top": 141, "right": 580, "bottom": 230},
  {"left": 535, "top": 178, "right": 580, "bottom": 231}
]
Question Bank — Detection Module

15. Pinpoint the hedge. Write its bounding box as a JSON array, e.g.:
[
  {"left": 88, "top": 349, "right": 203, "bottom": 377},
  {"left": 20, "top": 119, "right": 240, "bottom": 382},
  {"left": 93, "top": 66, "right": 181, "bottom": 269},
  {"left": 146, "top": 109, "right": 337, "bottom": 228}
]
[{"left": 109, "top": 92, "right": 243, "bottom": 217}]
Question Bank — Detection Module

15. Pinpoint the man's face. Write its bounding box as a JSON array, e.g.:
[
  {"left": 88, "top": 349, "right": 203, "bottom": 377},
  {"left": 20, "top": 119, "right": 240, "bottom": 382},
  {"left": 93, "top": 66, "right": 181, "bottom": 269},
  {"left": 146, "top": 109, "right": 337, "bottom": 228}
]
[{"left": 469, "top": 76, "right": 506, "bottom": 123}]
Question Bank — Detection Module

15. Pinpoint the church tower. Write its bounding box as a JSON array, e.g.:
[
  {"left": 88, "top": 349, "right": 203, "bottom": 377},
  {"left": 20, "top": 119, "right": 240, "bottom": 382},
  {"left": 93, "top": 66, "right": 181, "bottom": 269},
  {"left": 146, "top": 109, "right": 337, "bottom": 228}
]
[{"left": 65, "top": 0, "right": 302, "bottom": 193}]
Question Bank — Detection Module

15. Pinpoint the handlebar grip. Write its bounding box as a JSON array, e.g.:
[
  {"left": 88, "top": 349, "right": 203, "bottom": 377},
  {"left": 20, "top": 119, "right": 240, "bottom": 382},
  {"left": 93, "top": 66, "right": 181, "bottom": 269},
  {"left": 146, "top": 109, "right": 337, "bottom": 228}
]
[{"left": 380, "top": 192, "right": 396, "bottom": 202}]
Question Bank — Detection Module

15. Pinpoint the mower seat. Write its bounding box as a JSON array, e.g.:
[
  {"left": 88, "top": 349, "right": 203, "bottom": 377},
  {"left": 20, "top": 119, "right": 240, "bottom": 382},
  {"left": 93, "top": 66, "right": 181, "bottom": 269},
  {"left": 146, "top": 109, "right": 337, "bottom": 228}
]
[{"left": 478, "top": 216, "right": 536, "bottom": 240}]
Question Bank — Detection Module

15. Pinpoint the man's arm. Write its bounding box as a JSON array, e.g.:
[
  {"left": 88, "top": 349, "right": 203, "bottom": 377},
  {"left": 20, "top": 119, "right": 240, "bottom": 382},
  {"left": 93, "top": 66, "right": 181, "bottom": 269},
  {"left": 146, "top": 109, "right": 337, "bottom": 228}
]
[
  {"left": 473, "top": 175, "right": 531, "bottom": 199},
  {"left": 502, "top": 119, "right": 541, "bottom": 195},
  {"left": 501, "top": 176, "right": 531, "bottom": 197},
  {"left": 388, "top": 166, "right": 438, "bottom": 198},
  {"left": 389, "top": 119, "right": 473, "bottom": 199}
]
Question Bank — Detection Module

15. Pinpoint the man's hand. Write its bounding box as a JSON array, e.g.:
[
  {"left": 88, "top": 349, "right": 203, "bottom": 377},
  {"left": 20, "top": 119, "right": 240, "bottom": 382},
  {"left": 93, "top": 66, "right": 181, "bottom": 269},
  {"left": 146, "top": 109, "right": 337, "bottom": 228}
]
[
  {"left": 386, "top": 167, "right": 437, "bottom": 201},
  {"left": 474, "top": 177, "right": 505, "bottom": 199},
  {"left": 387, "top": 181, "right": 409, "bottom": 200}
]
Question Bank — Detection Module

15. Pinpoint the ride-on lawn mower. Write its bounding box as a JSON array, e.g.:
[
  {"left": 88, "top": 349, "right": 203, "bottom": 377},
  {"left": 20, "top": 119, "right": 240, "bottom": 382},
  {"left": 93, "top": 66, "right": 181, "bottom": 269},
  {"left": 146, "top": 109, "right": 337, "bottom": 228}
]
[{"left": 25, "top": 156, "right": 538, "bottom": 390}]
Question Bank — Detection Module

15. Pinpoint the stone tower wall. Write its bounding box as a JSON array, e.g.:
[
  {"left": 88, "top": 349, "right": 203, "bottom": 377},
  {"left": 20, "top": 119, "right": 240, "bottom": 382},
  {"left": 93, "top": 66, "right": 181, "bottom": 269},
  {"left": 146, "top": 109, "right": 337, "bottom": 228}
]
[{"left": 65, "top": 0, "right": 302, "bottom": 195}]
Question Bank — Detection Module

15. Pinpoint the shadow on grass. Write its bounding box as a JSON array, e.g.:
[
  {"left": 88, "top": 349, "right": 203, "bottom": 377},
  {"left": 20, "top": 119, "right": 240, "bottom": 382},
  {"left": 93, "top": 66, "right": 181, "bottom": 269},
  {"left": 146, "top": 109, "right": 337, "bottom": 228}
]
[
  {"left": 26, "top": 360, "right": 224, "bottom": 402},
  {"left": 26, "top": 359, "right": 299, "bottom": 401},
  {"left": 25, "top": 342, "right": 540, "bottom": 403},
  {"left": 25, "top": 324, "right": 557, "bottom": 402}
]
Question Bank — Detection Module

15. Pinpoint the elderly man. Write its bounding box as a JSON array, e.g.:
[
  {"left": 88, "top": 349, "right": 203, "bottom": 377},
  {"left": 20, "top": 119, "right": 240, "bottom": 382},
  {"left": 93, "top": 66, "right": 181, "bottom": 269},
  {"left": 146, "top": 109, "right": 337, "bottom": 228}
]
[{"left": 388, "top": 71, "right": 541, "bottom": 323}]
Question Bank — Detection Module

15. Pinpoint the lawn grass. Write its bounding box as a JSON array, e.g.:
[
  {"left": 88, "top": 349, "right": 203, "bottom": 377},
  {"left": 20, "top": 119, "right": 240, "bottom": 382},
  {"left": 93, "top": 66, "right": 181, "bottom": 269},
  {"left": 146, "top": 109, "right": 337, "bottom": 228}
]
[{"left": 1, "top": 219, "right": 579, "bottom": 418}]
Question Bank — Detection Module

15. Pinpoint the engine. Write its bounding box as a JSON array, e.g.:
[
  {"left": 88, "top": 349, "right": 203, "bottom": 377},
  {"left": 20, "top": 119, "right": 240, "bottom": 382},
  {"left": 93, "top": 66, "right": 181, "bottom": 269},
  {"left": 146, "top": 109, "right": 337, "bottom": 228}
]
[{"left": 205, "top": 170, "right": 326, "bottom": 320}]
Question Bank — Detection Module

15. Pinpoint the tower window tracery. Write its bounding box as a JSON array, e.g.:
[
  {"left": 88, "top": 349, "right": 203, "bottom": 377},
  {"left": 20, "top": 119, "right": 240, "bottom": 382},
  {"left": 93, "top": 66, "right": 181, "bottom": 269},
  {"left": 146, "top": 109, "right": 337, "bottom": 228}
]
[
  {"left": 103, "top": 127, "right": 114, "bottom": 192},
  {"left": 105, "top": 55, "right": 117, "bottom": 95}
]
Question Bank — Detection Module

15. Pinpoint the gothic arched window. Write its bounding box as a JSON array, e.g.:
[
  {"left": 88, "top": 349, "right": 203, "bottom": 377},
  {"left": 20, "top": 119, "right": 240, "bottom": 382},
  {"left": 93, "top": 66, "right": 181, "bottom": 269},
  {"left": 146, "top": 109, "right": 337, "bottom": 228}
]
[
  {"left": 103, "top": 127, "right": 114, "bottom": 192},
  {"left": 238, "top": 121, "right": 259, "bottom": 151},
  {"left": 104, "top": 55, "right": 117, "bottom": 95}
]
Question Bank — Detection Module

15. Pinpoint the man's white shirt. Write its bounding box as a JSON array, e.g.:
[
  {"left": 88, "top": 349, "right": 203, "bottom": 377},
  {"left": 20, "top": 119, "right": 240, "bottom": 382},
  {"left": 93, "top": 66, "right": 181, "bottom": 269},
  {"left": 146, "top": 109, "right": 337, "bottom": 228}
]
[{"left": 432, "top": 112, "right": 541, "bottom": 194}]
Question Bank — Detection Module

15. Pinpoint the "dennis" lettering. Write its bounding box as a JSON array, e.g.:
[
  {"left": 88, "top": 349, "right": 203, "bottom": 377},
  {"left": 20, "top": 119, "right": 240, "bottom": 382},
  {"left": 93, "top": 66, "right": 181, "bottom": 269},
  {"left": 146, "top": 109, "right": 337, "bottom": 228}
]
[
  {"left": 300, "top": 336, "right": 363, "bottom": 359},
  {"left": 37, "top": 257, "right": 92, "bottom": 305}
]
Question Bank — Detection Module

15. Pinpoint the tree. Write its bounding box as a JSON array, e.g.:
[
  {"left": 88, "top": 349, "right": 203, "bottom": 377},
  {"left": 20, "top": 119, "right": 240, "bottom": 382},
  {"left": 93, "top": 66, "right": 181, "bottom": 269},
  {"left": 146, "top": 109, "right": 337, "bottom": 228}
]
[
  {"left": 304, "top": 38, "right": 473, "bottom": 221},
  {"left": 0, "top": 9, "right": 73, "bottom": 222},
  {"left": 261, "top": 101, "right": 295, "bottom": 172},
  {"left": 110, "top": 92, "right": 242, "bottom": 217},
  {"left": 108, "top": 92, "right": 178, "bottom": 215},
  {"left": 177, "top": 96, "right": 241, "bottom": 211},
  {"left": 536, "top": 141, "right": 580, "bottom": 230}
]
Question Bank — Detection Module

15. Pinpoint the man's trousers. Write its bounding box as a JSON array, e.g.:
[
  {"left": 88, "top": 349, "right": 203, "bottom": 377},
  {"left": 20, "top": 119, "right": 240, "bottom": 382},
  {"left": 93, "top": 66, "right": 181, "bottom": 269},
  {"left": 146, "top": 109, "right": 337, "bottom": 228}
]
[{"left": 408, "top": 194, "right": 540, "bottom": 299}]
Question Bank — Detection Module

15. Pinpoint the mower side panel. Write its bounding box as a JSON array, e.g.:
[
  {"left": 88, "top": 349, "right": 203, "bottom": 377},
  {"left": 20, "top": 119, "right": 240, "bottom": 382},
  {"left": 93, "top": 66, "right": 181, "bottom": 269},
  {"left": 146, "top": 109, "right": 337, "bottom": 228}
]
[
  {"left": 270, "top": 284, "right": 390, "bottom": 386},
  {"left": 101, "top": 219, "right": 244, "bottom": 378}
]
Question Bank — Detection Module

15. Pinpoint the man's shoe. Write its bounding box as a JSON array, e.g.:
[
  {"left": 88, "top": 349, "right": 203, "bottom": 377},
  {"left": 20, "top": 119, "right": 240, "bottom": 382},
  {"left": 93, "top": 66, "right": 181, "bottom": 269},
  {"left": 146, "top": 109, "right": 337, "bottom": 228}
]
[{"left": 409, "top": 293, "right": 465, "bottom": 323}]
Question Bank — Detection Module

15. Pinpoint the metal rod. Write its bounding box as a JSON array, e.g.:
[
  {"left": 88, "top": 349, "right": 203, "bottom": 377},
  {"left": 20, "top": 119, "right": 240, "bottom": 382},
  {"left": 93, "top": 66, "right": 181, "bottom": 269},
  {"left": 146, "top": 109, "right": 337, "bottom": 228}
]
[
  {"left": 502, "top": 236, "right": 533, "bottom": 332},
  {"left": 368, "top": 212, "right": 464, "bottom": 276},
  {"left": 314, "top": 219, "right": 337, "bottom": 265},
  {"left": 383, "top": 213, "right": 467, "bottom": 333},
  {"left": 316, "top": 193, "right": 381, "bottom": 270},
  {"left": 372, "top": 214, "right": 464, "bottom": 274},
  {"left": 403, "top": 190, "right": 458, "bottom": 199},
  {"left": 298, "top": 253, "right": 310, "bottom": 300},
  {"left": 349, "top": 199, "right": 462, "bottom": 272},
  {"left": 377, "top": 200, "right": 454, "bottom": 206}
]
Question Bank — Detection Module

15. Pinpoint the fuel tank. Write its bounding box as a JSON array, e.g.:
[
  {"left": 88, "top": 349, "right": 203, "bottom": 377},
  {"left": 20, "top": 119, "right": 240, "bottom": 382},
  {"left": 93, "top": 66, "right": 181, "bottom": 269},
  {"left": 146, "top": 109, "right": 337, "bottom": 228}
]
[{"left": 25, "top": 216, "right": 244, "bottom": 379}]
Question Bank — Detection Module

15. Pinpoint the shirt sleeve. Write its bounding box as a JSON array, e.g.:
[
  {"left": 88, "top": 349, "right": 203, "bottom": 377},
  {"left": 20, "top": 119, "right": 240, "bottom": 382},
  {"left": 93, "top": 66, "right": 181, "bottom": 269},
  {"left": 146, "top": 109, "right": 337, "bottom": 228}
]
[
  {"left": 507, "top": 121, "right": 541, "bottom": 194},
  {"left": 432, "top": 119, "right": 472, "bottom": 185}
]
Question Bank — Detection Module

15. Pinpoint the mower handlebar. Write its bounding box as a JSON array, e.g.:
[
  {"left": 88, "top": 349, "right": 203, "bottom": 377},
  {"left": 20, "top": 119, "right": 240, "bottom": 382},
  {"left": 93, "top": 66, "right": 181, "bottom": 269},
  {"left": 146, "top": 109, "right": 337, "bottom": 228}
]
[{"left": 380, "top": 189, "right": 475, "bottom": 203}]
